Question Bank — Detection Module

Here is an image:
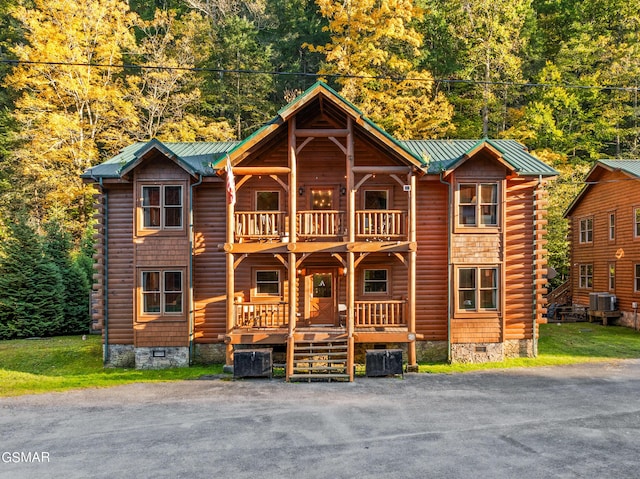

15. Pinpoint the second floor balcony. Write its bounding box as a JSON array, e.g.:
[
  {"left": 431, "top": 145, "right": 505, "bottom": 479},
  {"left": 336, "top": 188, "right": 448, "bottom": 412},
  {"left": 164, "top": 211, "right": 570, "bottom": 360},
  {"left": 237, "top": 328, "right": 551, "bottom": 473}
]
[{"left": 234, "top": 210, "right": 406, "bottom": 242}]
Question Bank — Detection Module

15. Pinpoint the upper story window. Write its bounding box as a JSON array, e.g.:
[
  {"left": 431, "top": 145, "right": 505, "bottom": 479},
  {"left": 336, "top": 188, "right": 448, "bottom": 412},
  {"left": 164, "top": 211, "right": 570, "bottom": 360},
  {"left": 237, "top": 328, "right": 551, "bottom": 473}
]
[
  {"left": 364, "top": 269, "right": 388, "bottom": 294},
  {"left": 255, "top": 270, "right": 280, "bottom": 296},
  {"left": 579, "top": 217, "right": 593, "bottom": 244},
  {"left": 364, "top": 190, "right": 388, "bottom": 210},
  {"left": 458, "top": 183, "right": 498, "bottom": 227},
  {"left": 141, "top": 270, "right": 183, "bottom": 316},
  {"left": 458, "top": 267, "right": 499, "bottom": 311},
  {"left": 609, "top": 213, "right": 616, "bottom": 241},
  {"left": 311, "top": 189, "right": 334, "bottom": 210},
  {"left": 635, "top": 208, "right": 640, "bottom": 238},
  {"left": 256, "top": 191, "right": 279, "bottom": 211},
  {"left": 141, "top": 185, "right": 183, "bottom": 230}
]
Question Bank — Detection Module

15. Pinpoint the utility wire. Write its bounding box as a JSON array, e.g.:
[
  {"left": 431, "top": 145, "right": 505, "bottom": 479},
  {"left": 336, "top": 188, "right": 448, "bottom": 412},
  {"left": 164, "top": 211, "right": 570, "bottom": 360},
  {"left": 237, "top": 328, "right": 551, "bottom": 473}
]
[{"left": 1, "top": 58, "right": 639, "bottom": 93}]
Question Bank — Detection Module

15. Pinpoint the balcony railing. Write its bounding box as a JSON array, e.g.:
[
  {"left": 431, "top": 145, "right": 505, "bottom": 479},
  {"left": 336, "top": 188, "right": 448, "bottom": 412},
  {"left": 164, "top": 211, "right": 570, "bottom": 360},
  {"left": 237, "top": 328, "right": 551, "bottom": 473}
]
[
  {"left": 356, "top": 210, "right": 405, "bottom": 239},
  {"left": 355, "top": 300, "right": 407, "bottom": 327},
  {"left": 232, "top": 300, "right": 407, "bottom": 330},
  {"left": 297, "top": 210, "right": 344, "bottom": 237},
  {"left": 233, "top": 210, "right": 406, "bottom": 241},
  {"left": 234, "top": 302, "right": 288, "bottom": 328},
  {"left": 235, "top": 211, "right": 284, "bottom": 240}
]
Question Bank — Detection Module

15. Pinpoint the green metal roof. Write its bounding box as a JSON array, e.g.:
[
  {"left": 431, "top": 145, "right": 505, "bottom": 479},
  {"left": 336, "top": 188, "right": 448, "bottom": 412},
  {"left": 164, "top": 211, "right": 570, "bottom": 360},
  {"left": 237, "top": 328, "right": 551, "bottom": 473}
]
[
  {"left": 82, "top": 84, "right": 556, "bottom": 180},
  {"left": 81, "top": 140, "right": 239, "bottom": 179},
  {"left": 596, "top": 159, "right": 640, "bottom": 178},
  {"left": 401, "top": 139, "right": 558, "bottom": 177}
]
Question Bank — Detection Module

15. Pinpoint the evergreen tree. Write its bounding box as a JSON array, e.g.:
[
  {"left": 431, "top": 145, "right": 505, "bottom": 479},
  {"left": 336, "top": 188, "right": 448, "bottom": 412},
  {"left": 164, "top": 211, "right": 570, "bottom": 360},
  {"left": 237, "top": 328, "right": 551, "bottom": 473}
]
[
  {"left": 0, "top": 215, "right": 65, "bottom": 339},
  {"left": 43, "top": 219, "right": 91, "bottom": 334}
]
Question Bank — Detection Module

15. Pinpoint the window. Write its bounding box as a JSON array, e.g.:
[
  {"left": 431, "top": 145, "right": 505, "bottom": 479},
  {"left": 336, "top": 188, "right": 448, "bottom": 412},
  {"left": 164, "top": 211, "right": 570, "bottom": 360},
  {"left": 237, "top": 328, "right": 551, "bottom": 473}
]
[
  {"left": 364, "top": 269, "right": 388, "bottom": 294},
  {"left": 141, "top": 270, "right": 183, "bottom": 315},
  {"left": 311, "top": 189, "right": 333, "bottom": 210},
  {"left": 635, "top": 208, "right": 640, "bottom": 238},
  {"left": 256, "top": 270, "right": 280, "bottom": 296},
  {"left": 636, "top": 265, "right": 640, "bottom": 292},
  {"left": 609, "top": 263, "right": 616, "bottom": 291},
  {"left": 458, "top": 267, "right": 498, "bottom": 311},
  {"left": 579, "top": 264, "right": 593, "bottom": 289},
  {"left": 609, "top": 213, "right": 616, "bottom": 241},
  {"left": 256, "top": 191, "right": 279, "bottom": 211},
  {"left": 458, "top": 183, "right": 498, "bottom": 227},
  {"left": 364, "top": 190, "right": 388, "bottom": 209},
  {"left": 141, "top": 185, "right": 183, "bottom": 230},
  {"left": 579, "top": 217, "right": 593, "bottom": 243}
]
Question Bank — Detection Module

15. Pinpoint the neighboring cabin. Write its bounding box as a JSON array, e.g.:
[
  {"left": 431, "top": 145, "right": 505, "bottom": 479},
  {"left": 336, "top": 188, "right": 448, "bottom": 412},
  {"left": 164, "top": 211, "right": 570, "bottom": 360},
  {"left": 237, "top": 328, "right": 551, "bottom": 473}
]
[
  {"left": 565, "top": 160, "right": 640, "bottom": 328},
  {"left": 82, "top": 82, "right": 557, "bottom": 380}
]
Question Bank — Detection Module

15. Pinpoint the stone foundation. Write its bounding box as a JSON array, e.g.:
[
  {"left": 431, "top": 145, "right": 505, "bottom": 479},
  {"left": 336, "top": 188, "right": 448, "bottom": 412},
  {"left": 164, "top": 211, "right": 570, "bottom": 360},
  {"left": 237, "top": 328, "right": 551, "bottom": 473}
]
[
  {"left": 415, "top": 340, "right": 448, "bottom": 363},
  {"left": 451, "top": 339, "right": 536, "bottom": 363},
  {"left": 104, "top": 344, "right": 135, "bottom": 368},
  {"left": 134, "top": 347, "right": 189, "bottom": 369},
  {"left": 504, "top": 339, "right": 536, "bottom": 359},
  {"left": 450, "top": 342, "right": 504, "bottom": 363},
  {"left": 193, "top": 343, "right": 227, "bottom": 364}
]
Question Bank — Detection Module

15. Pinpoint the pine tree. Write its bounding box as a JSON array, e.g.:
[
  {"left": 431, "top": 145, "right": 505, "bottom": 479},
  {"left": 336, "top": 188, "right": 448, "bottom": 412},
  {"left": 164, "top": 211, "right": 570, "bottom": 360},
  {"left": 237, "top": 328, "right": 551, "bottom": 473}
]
[
  {"left": 0, "top": 215, "right": 65, "bottom": 339},
  {"left": 43, "top": 219, "right": 91, "bottom": 334}
]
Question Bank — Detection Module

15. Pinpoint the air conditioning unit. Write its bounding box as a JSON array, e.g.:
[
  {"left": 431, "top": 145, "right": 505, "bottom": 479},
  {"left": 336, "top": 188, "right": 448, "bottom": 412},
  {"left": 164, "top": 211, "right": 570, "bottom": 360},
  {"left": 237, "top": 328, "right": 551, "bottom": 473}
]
[
  {"left": 597, "top": 294, "right": 617, "bottom": 312},
  {"left": 589, "top": 292, "right": 604, "bottom": 311}
]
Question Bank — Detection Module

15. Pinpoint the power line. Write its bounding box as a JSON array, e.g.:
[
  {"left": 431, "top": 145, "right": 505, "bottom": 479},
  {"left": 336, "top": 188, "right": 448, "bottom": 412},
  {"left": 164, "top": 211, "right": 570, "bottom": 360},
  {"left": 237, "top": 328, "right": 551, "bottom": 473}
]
[{"left": 1, "top": 58, "right": 639, "bottom": 93}]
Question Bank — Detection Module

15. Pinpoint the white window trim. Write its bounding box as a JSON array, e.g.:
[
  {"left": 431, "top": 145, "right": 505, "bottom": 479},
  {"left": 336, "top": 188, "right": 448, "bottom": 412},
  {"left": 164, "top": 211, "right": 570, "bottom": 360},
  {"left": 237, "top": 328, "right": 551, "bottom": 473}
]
[
  {"left": 579, "top": 264, "right": 593, "bottom": 289},
  {"left": 579, "top": 217, "right": 593, "bottom": 244}
]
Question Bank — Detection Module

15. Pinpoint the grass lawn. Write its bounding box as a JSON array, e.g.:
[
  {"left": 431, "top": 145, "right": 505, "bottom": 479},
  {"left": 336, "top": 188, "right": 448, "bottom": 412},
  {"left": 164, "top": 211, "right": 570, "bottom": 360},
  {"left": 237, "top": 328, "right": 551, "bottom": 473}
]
[
  {"left": 1, "top": 323, "right": 639, "bottom": 396},
  {"left": 0, "top": 335, "right": 222, "bottom": 397},
  {"left": 419, "top": 322, "right": 640, "bottom": 373}
]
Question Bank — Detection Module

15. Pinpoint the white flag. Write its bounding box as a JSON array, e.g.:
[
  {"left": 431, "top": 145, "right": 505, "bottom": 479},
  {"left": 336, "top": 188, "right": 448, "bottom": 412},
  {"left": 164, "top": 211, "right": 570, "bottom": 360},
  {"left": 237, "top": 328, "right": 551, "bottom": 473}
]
[{"left": 226, "top": 155, "right": 236, "bottom": 206}]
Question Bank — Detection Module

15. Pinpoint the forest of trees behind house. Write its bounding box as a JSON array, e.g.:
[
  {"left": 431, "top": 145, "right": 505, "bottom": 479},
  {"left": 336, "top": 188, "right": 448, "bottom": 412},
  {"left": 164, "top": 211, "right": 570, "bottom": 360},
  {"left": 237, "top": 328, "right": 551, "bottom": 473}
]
[{"left": 1, "top": 0, "right": 639, "bottom": 337}]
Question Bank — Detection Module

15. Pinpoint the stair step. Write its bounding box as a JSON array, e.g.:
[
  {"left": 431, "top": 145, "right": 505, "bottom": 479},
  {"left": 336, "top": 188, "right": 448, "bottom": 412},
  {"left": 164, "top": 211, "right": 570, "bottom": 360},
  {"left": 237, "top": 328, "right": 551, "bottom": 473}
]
[
  {"left": 293, "top": 364, "right": 347, "bottom": 371},
  {"left": 289, "top": 373, "right": 351, "bottom": 382},
  {"left": 293, "top": 358, "right": 347, "bottom": 364}
]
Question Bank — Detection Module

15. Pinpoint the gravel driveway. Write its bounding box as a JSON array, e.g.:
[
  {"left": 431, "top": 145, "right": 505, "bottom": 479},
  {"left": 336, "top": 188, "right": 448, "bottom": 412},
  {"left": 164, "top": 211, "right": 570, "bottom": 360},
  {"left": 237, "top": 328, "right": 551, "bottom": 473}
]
[{"left": 2, "top": 360, "right": 640, "bottom": 479}]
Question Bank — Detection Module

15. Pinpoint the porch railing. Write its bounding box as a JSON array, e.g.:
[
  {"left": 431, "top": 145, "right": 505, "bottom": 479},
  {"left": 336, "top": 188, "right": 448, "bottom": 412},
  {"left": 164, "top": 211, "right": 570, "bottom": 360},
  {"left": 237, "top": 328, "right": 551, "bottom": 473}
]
[
  {"left": 297, "top": 210, "right": 345, "bottom": 237},
  {"left": 234, "top": 302, "right": 288, "bottom": 328},
  {"left": 355, "top": 300, "right": 407, "bottom": 327},
  {"left": 356, "top": 210, "right": 405, "bottom": 239},
  {"left": 235, "top": 211, "right": 284, "bottom": 240}
]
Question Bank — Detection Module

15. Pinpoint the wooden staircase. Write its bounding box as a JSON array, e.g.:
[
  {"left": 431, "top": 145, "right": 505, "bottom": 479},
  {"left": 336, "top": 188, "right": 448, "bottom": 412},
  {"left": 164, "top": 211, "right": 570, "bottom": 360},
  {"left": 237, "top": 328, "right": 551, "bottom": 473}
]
[{"left": 289, "top": 339, "right": 350, "bottom": 382}]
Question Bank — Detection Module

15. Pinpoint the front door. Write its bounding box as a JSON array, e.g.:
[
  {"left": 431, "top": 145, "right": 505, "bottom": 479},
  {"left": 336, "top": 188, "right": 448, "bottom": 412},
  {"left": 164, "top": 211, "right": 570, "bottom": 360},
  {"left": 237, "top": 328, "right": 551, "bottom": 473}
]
[{"left": 306, "top": 269, "right": 337, "bottom": 326}]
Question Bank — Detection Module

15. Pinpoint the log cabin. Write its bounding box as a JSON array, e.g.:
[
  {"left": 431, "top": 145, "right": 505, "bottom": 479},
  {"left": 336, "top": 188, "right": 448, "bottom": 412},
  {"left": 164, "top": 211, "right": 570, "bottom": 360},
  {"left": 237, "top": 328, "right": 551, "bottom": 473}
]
[
  {"left": 82, "top": 81, "right": 557, "bottom": 380},
  {"left": 564, "top": 160, "right": 640, "bottom": 328}
]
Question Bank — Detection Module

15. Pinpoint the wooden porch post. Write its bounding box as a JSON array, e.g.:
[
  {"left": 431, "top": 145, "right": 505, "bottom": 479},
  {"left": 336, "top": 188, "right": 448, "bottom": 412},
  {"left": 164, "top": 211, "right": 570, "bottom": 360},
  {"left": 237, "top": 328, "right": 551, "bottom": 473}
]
[
  {"left": 407, "top": 171, "right": 418, "bottom": 370},
  {"left": 225, "top": 190, "right": 235, "bottom": 368},
  {"left": 346, "top": 117, "right": 355, "bottom": 381},
  {"left": 286, "top": 117, "right": 298, "bottom": 381}
]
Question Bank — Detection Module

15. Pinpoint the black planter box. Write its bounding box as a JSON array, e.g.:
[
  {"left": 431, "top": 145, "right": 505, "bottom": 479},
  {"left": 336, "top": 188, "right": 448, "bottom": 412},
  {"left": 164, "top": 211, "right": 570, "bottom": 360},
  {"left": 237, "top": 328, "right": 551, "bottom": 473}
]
[
  {"left": 365, "top": 349, "right": 404, "bottom": 377},
  {"left": 233, "top": 349, "right": 273, "bottom": 379}
]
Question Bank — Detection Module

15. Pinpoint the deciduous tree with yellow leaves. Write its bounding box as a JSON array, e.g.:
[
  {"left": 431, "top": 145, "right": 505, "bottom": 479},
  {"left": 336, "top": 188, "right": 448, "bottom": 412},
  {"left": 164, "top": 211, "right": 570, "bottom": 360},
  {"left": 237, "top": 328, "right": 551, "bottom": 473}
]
[
  {"left": 5, "top": 0, "right": 139, "bottom": 232},
  {"left": 307, "top": 0, "right": 453, "bottom": 139}
]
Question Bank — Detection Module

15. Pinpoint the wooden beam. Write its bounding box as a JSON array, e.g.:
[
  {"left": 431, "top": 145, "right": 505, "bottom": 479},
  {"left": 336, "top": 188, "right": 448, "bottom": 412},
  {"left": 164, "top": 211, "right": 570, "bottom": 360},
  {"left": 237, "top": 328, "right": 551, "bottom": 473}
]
[
  {"left": 231, "top": 166, "right": 291, "bottom": 176},
  {"left": 329, "top": 136, "right": 347, "bottom": 155},
  {"left": 296, "top": 137, "right": 314, "bottom": 155},
  {"left": 352, "top": 166, "right": 412, "bottom": 174},
  {"left": 295, "top": 128, "right": 349, "bottom": 137}
]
